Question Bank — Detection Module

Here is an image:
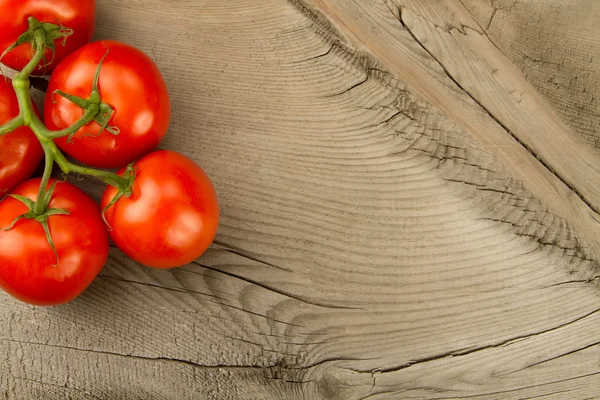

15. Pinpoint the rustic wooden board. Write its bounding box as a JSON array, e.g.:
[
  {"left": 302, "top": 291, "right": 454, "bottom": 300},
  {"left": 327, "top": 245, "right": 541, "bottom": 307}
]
[
  {"left": 2, "top": 0, "right": 600, "bottom": 399},
  {"left": 461, "top": 0, "right": 600, "bottom": 153}
]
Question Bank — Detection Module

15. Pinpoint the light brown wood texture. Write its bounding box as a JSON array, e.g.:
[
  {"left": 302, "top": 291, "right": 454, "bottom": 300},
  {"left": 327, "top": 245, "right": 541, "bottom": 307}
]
[
  {"left": 461, "top": 0, "right": 600, "bottom": 152},
  {"left": 2, "top": 0, "right": 600, "bottom": 399}
]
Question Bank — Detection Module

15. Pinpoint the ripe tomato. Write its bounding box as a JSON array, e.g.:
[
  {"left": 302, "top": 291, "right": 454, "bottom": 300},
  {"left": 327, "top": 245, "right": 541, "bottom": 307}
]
[
  {"left": 101, "top": 151, "right": 219, "bottom": 269},
  {"left": 0, "top": 179, "right": 108, "bottom": 306},
  {"left": 44, "top": 40, "right": 171, "bottom": 169},
  {"left": 0, "top": 0, "right": 96, "bottom": 74},
  {"left": 0, "top": 78, "right": 43, "bottom": 195}
]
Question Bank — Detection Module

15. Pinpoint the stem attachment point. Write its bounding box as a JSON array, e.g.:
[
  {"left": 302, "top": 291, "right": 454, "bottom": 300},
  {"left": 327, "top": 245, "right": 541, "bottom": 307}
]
[
  {"left": 51, "top": 49, "right": 120, "bottom": 140},
  {"left": 1, "top": 181, "right": 70, "bottom": 267},
  {"left": 0, "top": 17, "right": 74, "bottom": 76},
  {"left": 101, "top": 163, "right": 136, "bottom": 231}
]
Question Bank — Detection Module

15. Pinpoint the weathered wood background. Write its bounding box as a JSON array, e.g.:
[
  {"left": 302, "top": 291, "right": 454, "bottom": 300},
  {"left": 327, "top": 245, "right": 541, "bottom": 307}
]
[{"left": 2, "top": 0, "right": 600, "bottom": 399}]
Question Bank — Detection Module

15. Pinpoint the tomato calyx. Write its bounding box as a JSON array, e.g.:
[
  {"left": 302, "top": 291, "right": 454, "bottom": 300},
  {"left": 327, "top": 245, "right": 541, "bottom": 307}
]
[
  {"left": 51, "top": 50, "right": 120, "bottom": 141},
  {"left": 0, "top": 17, "right": 74, "bottom": 74},
  {"left": 1, "top": 181, "right": 69, "bottom": 266},
  {"left": 101, "top": 162, "right": 136, "bottom": 230}
]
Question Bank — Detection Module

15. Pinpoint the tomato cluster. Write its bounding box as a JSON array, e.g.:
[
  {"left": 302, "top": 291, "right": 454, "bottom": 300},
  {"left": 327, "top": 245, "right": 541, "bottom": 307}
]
[{"left": 0, "top": 1, "right": 219, "bottom": 306}]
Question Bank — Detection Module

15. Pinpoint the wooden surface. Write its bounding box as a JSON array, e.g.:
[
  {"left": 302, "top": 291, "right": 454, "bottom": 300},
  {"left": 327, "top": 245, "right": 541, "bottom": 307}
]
[
  {"left": 462, "top": 0, "right": 600, "bottom": 152},
  {"left": 2, "top": 0, "right": 600, "bottom": 399}
]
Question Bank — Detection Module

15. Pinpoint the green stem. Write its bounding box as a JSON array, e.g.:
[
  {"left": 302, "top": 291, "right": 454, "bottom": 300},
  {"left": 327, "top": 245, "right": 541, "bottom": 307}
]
[
  {"left": 13, "top": 78, "right": 37, "bottom": 126},
  {"left": 51, "top": 143, "right": 130, "bottom": 188},
  {"left": 13, "top": 33, "right": 46, "bottom": 81},
  {"left": 0, "top": 16, "right": 136, "bottom": 258},
  {"left": 39, "top": 105, "right": 99, "bottom": 140},
  {"left": 2, "top": 27, "right": 131, "bottom": 194},
  {"left": 10, "top": 32, "right": 97, "bottom": 140},
  {"left": 0, "top": 115, "right": 24, "bottom": 136},
  {"left": 34, "top": 145, "right": 54, "bottom": 215}
]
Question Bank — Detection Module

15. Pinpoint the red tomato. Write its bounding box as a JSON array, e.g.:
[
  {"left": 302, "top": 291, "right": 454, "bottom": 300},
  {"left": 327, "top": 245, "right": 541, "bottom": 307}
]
[
  {"left": 101, "top": 151, "right": 219, "bottom": 269},
  {"left": 0, "top": 78, "right": 43, "bottom": 195},
  {"left": 44, "top": 40, "right": 171, "bottom": 169},
  {"left": 0, "top": 0, "right": 96, "bottom": 74},
  {"left": 0, "top": 179, "right": 108, "bottom": 306}
]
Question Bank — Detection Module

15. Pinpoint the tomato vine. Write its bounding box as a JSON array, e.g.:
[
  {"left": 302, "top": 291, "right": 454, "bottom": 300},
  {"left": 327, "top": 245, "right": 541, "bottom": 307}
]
[
  {"left": 0, "top": 17, "right": 133, "bottom": 252},
  {"left": 0, "top": 4, "right": 219, "bottom": 305}
]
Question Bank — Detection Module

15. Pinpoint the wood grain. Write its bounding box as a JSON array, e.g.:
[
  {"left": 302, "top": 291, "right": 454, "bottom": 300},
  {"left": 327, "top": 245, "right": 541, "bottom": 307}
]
[
  {"left": 461, "top": 0, "right": 600, "bottom": 153},
  {"left": 1, "top": 0, "right": 599, "bottom": 399}
]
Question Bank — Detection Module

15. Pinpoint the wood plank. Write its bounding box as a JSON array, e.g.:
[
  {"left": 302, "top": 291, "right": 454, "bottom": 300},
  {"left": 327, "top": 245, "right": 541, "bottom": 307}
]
[
  {"left": 299, "top": 0, "right": 600, "bottom": 245},
  {"left": 1, "top": 339, "right": 314, "bottom": 400},
  {"left": 1, "top": 0, "right": 599, "bottom": 398},
  {"left": 461, "top": 0, "right": 600, "bottom": 153}
]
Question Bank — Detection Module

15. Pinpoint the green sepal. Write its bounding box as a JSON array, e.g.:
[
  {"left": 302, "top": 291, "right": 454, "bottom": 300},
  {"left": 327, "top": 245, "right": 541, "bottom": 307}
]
[
  {"left": 53, "top": 90, "right": 88, "bottom": 108},
  {"left": 101, "top": 190, "right": 124, "bottom": 232},
  {"left": 7, "top": 194, "right": 35, "bottom": 209},
  {"left": 43, "top": 181, "right": 60, "bottom": 205},
  {"left": 0, "top": 31, "right": 33, "bottom": 63},
  {"left": 40, "top": 22, "right": 74, "bottom": 48},
  {"left": 91, "top": 51, "right": 109, "bottom": 95},
  {"left": 36, "top": 209, "right": 70, "bottom": 267},
  {"left": 43, "top": 208, "right": 69, "bottom": 218},
  {"left": 101, "top": 163, "right": 136, "bottom": 231},
  {"left": 1, "top": 214, "right": 29, "bottom": 232},
  {"left": 2, "top": 182, "right": 71, "bottom": 267},
  {"left": 38, "top": 215, "right": 60, "bottom": 267},
  {"left": 2, "top": 192, "right": 38, "bottom": 231}
]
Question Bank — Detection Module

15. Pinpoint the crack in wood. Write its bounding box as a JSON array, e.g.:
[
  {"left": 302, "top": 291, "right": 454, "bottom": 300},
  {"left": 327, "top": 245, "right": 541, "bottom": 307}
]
[
  {"left": 388, "top": 0, "right": 474, "bottom": 36},
  {"left": 373, "top": 110, "right": 402, "bottom": 127},
  {"left": 542, "top": 276, "right": 600, "bottom": 288},
  {"left": 446, "top": 174, "right": 594, "bottom": 263},
  {"left": 325, "top": 74, "right": 370, "bottom": 97},
  {"left": 286, "top": 0, "right": 598, "bottom": 268},
  {"left": 292, "top": 356, "right": 374, "bottom": 370},
  {"left": 474, "top": 213, "right": 595, "bottom": 263},
  {"left": 360, "top": 371, "right": 597, "bottom": 400},
  {"left": 1, "top": 337, "right": 275, "bottom": 370},
  {"left": 212, "top": 240, "right": 293, "bottom": 272},
  {"left": 98, "top": 274, "right": 226, "bottom": 301},
  {"left": 100, "top": 271, "right": 303, "bottom": 327},
  {"left": 287, "top": 0, "right": 346, "bottom": 44},
  {"left": 198, "top": 263, "right": 362, "bottom": 310},
  {"left": 432, "top": 370, "right": 600, "bottom": 399},
  {"left": 350, "top": 306, "right": 600, "bottom": 375},
  {"left": 390, "top": 5, "right": 600, "bottom": 215},
  {"left": 517, "top": 339, "right": 600, "bottom": 372},
  {"left": 295, "top": 43, "right": 336, "bottom": 63},
  {"left": 486, "top": 6, "right": 498, "bottom": 30},
  {"left": 515, "top": 389, "right": 577, "bottom": 400},
  {"left": 455, "top": 0, "right": 526, "bottom": 81},
  {"left": 462, "top": 161, "right": 497, "bottom": 174}
]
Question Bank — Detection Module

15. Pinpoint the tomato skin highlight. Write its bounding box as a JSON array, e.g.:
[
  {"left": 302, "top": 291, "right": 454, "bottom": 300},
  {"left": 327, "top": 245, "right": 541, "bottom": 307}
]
[
  {"left": 0, "top": 0, "right": 96, "bottom": 74},
  {"left": 101, "top": 151, "right": 219, "bottom": 269},
  {"left": 44, "top": 40, "right": 171, "bottom": 169},
  {"left": 0, "top": 179, "right": 108, "bottom": 306},
  {"left": 0, "top": 78, "right": 43, "bottom": 194}
]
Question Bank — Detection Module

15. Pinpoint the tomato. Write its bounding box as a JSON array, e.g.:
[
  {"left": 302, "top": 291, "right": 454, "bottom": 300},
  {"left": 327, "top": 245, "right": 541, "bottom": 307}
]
[
  {"left": 0, "top": 0, "right": 96, "bottom": 74},
  {"left": 0, "top": 78, "right": 43, "bottom": 195},
  {"left": 44, "top": 40, "right": 171, "bottom": 169},
  {"left": 0, "top": 179, "right": 108, "bottom": 306},
  {"left": 101, "top": 150, "right": 219, "bottom": 269}
]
